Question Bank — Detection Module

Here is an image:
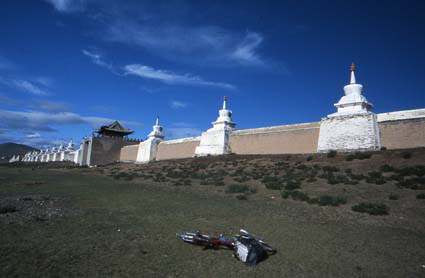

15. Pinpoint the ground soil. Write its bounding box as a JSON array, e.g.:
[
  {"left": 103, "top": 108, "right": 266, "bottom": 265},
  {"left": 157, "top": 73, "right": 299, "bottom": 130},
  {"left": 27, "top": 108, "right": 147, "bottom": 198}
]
[{"left": 1, "top": 148, "right": 425, "bottom": 277}]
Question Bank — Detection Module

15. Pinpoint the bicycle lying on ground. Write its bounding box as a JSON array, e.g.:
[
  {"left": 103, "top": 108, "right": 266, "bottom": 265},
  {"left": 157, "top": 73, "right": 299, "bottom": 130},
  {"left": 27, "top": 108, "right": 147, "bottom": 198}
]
[{"left": 176, "top": 229, "right": 276, "bottom": 266}]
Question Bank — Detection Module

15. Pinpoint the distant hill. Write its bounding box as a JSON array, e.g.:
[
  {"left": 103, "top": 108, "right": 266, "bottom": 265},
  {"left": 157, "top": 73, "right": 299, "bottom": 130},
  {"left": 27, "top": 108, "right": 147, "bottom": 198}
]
[{"left": 0, "top": 142, "right": 39, "bottom": 158}]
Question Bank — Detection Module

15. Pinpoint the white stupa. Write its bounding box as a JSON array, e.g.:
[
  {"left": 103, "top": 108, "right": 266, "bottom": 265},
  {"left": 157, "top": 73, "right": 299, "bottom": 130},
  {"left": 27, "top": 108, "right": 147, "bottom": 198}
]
[
  {"left": 136, "top": 116, "right": 164, "bottom": 163},
  {"left": 148, "top": 116, "right": 164, "bottom": 139},
  {"left": 44, "top": 148, "right": 50, "bottom": 162},
  {"left": 317, "top": 63, "right": 381, "bottom": 152},
  {"left": 194, "top": 96, "right": 236, "bottom": 156},
  {"left": 330, "top": 63, "right": 373, "bottom": 116},
  {"left": 66, "top": 140, "right": 74, "bottom": 151}
]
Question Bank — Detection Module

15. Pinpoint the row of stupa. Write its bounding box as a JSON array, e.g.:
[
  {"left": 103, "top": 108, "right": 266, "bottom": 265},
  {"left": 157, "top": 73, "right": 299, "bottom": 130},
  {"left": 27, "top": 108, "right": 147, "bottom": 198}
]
[
  {"left": 18, "top": 141, "right": 78, "bottom": 163},
  {"left": 135, "top": 63, "right": 381, "bottom": 162},
  {"left": 11, "top": 63, "right": 423, "bottom": 165}
]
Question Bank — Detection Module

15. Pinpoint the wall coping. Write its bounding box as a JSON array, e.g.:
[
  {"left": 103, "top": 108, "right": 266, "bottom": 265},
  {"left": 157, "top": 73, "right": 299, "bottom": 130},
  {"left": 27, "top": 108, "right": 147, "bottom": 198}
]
[
  {"left": 121, "top": 144, "right": 139, "bottom": 149},
  {"left": 160, "top": 136, "right": 201, "bottom": 144},
  {"left": 377, "top": 108, "right": 425, "bottom": 122},
  {"left": 232, "top": 122, "right": 320, "bottom": 136}
]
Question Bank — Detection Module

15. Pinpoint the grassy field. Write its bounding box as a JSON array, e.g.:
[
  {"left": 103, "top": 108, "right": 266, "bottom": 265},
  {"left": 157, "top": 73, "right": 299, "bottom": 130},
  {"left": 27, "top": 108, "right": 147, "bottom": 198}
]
[{"left": 1, "top": 149, "right": 425, "bottom": 277}]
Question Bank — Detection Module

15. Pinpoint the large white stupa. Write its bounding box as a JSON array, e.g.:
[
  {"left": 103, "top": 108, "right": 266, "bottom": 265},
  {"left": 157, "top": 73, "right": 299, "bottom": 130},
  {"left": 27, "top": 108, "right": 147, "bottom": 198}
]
[
  {"left": 330, "top": 63, "right": 373, "bottom": 116},
  {"left": 317, "top": 63, "right": 381, "bottom": 152}
]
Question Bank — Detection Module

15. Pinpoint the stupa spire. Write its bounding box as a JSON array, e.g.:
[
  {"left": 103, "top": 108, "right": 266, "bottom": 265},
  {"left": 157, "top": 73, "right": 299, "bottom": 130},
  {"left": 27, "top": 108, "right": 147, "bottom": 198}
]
[
  {"left": 350, "top": 62, "right": 356, "bottom": 84},
  {"left": 148, "top": 116, "right": 164, "bottom": 139},
  {"left": 223, "top": 96, "right": 227, "bottom": 110}
]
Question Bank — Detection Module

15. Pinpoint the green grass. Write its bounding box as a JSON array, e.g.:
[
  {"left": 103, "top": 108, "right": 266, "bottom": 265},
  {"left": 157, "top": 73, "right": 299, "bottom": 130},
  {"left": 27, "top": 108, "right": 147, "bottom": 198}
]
[
  {"left": 0, "top": 205, "right": 17, "bottom": 214},
  {"left": 225, "top": 184, "right": 250, "bottom": 194},
  {"left": 352, "top": 202, "right": 389, "bottom": 215},
  {"left": 388, "top": 194, "right": 399, "bottom": 200},
  {"left": 327, "top": 150, "right": 337, "bottom": 158},
  {"left": 346, "top": 152, "right": 372, "bottom": 161},
  {"left": 308, "top": 195, "right": 347, "bottom": 206}
]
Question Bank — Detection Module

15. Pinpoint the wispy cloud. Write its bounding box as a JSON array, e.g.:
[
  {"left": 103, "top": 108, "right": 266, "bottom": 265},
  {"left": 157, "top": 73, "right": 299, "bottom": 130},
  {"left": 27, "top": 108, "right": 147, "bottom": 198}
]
[
  {"left": 0, "top": 96, "right": 69, "bottom": 112},
  {"left": 0, "top": 77, "right": 50, "bottom": 96},
  {"left": 231, "top": 32, "right": 264, "bottom": 66},
  {"left": 0, "top": 107, "right": 143, "bottom": 148},
  {"left": 124, "top": 64, "right": 235, "bottom": 89},
  {"left": 26, "top": 132, "right": 41, "bottom": 138},
  {"left": 104, "top": 18, "right": 266, "bottom": 67},
  {"left": 0, "top": 109, "right": 142, "bottom": 133},
  {"left": 45, "top": 0, "right": 86, "bottom": 13},
  {"left": 170, "top": 100, "right": 187, "bottom": 109},
  {"left": 34, "top": 76, "right": 55, "bottom": 87},
  {"left": 11, "top": 79, "right": 49, "bottom": 96},
  {"left": 82, "top": 49, "right": 114, "bottom": 71},
  {"left": 0, "top": 132, "right": 69, "bottom": 149},
  {"left": 33, "top": 99, "right": 69, "bottom": 112},
  {"left": 81, "top": 48, "right": 234, "bottom": 89}
]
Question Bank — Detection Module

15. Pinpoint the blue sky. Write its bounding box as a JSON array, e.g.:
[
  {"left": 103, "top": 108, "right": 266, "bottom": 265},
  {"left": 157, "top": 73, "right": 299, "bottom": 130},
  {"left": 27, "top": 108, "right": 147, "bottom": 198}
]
[{"left": 0, "top": 0, "right": 424, "bottom": 147}]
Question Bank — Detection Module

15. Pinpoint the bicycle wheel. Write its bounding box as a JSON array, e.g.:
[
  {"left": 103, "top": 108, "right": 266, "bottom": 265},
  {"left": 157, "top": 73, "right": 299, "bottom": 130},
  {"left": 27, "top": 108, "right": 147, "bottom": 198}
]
[{"left": 259, "top": 241, "right": 276, "bottom": 254}]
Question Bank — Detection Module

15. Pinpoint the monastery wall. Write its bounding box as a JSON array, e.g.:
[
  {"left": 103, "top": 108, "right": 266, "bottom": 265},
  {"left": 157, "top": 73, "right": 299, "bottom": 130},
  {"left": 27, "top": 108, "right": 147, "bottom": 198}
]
[
  {"left": 230, "top": 122, "right": 320, "bottom": 154},
  {"left": 119, "top": 144, "right": 139, "bottom": 162},
  {"left": 377, "top": 109, "right": 425, "bottom": 149},
  {"left": 88, "top": 137, "right": 140, "bottom": 166},
  {"left": 156, "top": 137, "right": 200, "bottom": 160}
]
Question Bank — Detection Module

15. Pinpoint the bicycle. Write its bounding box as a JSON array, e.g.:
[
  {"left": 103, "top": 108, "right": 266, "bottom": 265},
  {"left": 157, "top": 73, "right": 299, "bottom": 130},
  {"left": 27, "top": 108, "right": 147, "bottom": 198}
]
[{"left": 176, "top": 229, "right": 276, "bottom": 265}]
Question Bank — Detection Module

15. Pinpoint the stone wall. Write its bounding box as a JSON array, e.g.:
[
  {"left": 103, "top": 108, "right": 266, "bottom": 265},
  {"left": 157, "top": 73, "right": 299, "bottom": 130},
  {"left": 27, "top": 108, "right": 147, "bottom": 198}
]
[
  {"left": 377, "top": 109, "right": 425, "bottom": 150},
  {"left": 317, "top": 113, "right": 381, "bottom": 152},
  {"left": 156, "top": 137, "right": 200, "bottom": 160},
  {"left": 230, "top": 122, "right": 320, "bottom": 154},
  {"left": 378, "top": 119, "right": 425, "bottom": 150},
  {"left": 119, "top": 108, "right": 425, "bottom": 162},
  {"left": 88, "top": 137, "right": 140, "bottom": 166},
  {"left": 120, "top": 144, "right": 139, "bottom": 162}
]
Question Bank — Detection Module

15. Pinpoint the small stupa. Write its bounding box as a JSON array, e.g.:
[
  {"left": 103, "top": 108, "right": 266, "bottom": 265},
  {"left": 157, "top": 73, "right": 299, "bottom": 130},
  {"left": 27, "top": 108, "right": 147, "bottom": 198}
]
[
  {"left": 66, "top": 140, "right": 74, "bottom": 150},
  {"left": 194, "top": 96, "right": 236, "bottom": 156},
  {"left": 148, "top": 116, "right": 164, "bottom": 139},
  {"left": 136, "top": 116, "right": 164, "bottom": 163}
]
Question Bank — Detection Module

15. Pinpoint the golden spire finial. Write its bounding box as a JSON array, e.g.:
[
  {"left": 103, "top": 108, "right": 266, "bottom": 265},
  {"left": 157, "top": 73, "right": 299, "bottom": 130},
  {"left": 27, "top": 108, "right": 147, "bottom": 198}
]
[
  {"left": 350, "top": 62, "right": 355, "bottom": 72},
  {"left": 223, "top": 96, "right": 227, "bottom": 102}
]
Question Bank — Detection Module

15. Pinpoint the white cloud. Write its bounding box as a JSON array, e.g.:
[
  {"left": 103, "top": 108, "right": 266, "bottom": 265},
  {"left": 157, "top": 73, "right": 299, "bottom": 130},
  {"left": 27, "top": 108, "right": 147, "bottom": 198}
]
[
  {"left": 124, "top": 64, "right": 235, "bottom": 90},
  {"left": 231, "top": 32, "right": 264, "bottom": 66},
  {"left": 82, "top": 49, "right": 122, "bottom": 75},
  {"left": 45, "top": 0, "right": 86, "bottom": 13},
  {"left": 33, "top": 99, "right": 69, "bottom": 112},
  {"left": 11, "top": 79, "right": 49, "bottom": 96},
  {"left": 0, "top": 77, "right": 49, "bottom": 96},
  {"left": 0, "top": 109, "right": 142, "bottom": 133},
  {"left": 0, "top": 132, "right": 68, "bottom": 149},
  {"left": 104, "top": 20, "right": 266, "bottom": 67},
  {"left": 0, "top": 96, "right": 69, "bottom": 112},
  {"left": 82, "top": 49, "right": 112, "bottom": 69},
  {"left": 170, "top": 100, "right": 187, "bottom": 109},
  {"left": 26, "top": 132, "right": 41, "bottom": 138},
  {"left": 82, "top": 49, "right": 234, "bottom": 89},
  {"left": 34, "top": 76, "right": 55, "bottom": 87}
]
